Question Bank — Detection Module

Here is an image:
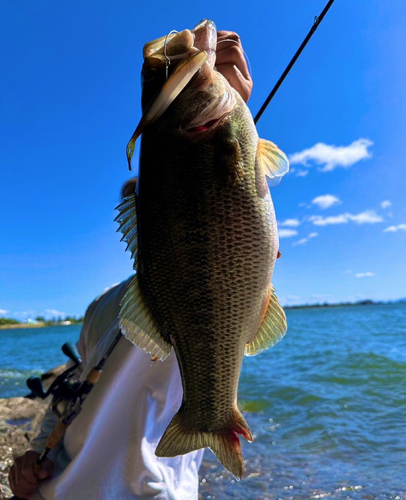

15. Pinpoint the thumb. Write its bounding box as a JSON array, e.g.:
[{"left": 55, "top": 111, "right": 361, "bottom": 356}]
[{"left": 37, "top": 459, "right": 54, "bottom": 479}]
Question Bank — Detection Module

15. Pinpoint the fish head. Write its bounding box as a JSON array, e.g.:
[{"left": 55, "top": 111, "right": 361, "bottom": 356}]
[{"left": 127, "top": 20, "right": 238, "bottom": 166}]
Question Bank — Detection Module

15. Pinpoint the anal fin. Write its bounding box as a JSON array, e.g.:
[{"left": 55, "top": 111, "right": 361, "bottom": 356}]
[
  {"left": 119, "top": 275, "right": 172, "bottom": 360},
  {"left": 245, "top": 286, "right": 287, "bottom": 356}
]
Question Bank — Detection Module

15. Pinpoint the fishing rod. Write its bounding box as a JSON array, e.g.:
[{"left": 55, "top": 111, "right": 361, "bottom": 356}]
[
  {"left": 9, "top": 330, "right": 123, "bottom": 500},
  {"left": 254, "top": 0, "right": 336, "bottom": 124}
]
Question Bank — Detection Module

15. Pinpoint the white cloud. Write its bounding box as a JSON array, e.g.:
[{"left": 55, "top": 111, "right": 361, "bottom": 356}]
[
  {"left": 0, "top": 309, "right": 9, "bottom": 316},
  {"left": 6, "top": 309, "right": 69, "bottom": 321},
  {"left": 279, "top": 218, "right": 301, "bottom": 227},
  {"left": 43, "top": 309, "right": 66, "bottom": 319},
  {"left": 311, "top": 194, "right": 341, "bottom": 210},
  {"left": 293, "top": 232, "right": 318, "bottom": 246},
  {"left": 345, "top": 269, "right": 352, "bottom": 274},
  {"left": 309, "top": 214, "right": 348, "bottom": 226},
  {"left": 289, "top": 138, "right": 373, "bottom": 172},
  {"left": 355, "top": 272, "right": 375, "bottom": 278},
  {"left": 279, "top": 295, "right": 302, "bottom": 306},
  {"left": 12, "top": 310, "right": 36, "bottom": 321},
  {"left": 383, "top": 224, "right": 406, "bottom": 233},
  {"left": 296, "top": 170, "right": 308, "bottom": 177},
  {"left": 309, "top": 210, "right": 383, "bottom": 226},
  {"left": 349, "top": 211, "right": 383, "bottom": 224},
  {"left": 380, "top": 200, "right": 392, "bottom": 209},
  {"left": 278, "top": 229, "right": 298, "bottom": 238}
]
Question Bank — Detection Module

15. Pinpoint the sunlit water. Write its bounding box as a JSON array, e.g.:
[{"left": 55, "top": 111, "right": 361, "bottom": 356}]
[{"left": 1, "top": 303, "right": 405, "bottom": 499}]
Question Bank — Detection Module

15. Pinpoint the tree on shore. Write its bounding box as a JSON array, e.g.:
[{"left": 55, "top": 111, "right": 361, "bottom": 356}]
[{"left": 0, "top": 318, "right": 20, "bottom": 325}]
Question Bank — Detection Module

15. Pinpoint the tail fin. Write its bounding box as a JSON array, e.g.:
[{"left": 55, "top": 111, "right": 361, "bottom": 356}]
[{"left": 155, "top": 408, "right": 252, "bottom": 479}]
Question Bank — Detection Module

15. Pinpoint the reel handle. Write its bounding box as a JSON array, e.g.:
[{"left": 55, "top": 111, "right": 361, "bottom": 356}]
[
  {"left": 26, "top": 375, "right": 46, "bottom": 399},
  {"left": 62, "top": 342, "right": 82, "bottom": 365}
]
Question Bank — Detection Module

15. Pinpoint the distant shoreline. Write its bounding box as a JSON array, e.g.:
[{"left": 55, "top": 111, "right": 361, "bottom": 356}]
[
  {"left": 284, "top": 299, "right": 405, "bottom": 310},
  {"left": 0, "top": 322, "right": 83, "bottom": 331},
  {"left": 1, "top": 300, "right": 404, "bottom": 331}
]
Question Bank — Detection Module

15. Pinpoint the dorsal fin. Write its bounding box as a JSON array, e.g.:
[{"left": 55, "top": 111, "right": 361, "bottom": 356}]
[
  {"left": 245, "top": 286, "right": 287, "bottom": 356},
  {"left": 115, "top": 194, "right": 138, "bottom": 267},
  {"left": 257, "top": 138, "right": 289, "bottom": 186}
]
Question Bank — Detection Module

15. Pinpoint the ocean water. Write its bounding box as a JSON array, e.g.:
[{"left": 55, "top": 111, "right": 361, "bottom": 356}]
[{"left": 1, "top": 303, "right": 405, "bottom": 499}]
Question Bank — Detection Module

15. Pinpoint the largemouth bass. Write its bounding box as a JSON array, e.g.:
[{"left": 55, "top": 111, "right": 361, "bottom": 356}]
[{"left": 116, "top": 20, "right": 289, "bottom": 479}]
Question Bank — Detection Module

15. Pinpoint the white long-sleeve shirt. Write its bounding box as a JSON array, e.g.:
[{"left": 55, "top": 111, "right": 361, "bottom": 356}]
[{"left": 31, "top": 278, "right": 204, "bottom": 500}]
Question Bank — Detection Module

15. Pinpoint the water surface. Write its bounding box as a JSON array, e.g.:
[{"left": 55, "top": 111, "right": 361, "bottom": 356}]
[{"left": 1, "top": 304, "right": 405, "bottom": 498}]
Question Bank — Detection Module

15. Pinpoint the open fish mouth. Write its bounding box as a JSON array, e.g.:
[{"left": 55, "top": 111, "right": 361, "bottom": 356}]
[{"left": 127, "top": 20, "right": 235, "bottom": 167}]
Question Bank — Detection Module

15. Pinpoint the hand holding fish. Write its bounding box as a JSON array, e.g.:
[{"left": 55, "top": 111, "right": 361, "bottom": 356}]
[{"left": 216, "top": 31, "right": 253, "bottom": 102}]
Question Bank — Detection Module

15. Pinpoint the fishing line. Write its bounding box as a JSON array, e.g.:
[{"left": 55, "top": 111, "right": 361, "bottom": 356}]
[
  {"left": 216, "top": 38, "right": 253, "bottom": 79},
  {"left": 265, "top": 20, "right": 314, "bottom": 93},
  {"left": 164, "top": 30, "right": 179, "bottom": 80},
  {"left": 254, "top": 0, "right": 336, "bottom": 124}
]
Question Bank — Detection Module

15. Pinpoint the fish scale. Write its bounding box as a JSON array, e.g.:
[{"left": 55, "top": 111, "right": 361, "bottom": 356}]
[{"left": 117, "top": 19, "right": 289, "bottom": 479}]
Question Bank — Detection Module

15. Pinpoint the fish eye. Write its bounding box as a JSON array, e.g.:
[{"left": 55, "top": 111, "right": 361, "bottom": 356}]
[{"left": 142, "top": 68, "right": 158, "bottom": 82}]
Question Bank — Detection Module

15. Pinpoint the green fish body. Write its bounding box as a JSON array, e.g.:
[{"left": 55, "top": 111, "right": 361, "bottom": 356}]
[{"left": 116, "top": 20, "right": 288, "bottom": 479}]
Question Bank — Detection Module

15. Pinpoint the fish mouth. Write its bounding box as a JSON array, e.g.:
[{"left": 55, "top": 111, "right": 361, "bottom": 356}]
[{"left": 127, "top": 20, "right": 219, "bottom": 167}]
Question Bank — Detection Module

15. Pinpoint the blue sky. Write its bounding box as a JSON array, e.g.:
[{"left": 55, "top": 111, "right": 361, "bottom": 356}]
[{"left": 1, "top": 0, "right": 405, "bottom": 320}]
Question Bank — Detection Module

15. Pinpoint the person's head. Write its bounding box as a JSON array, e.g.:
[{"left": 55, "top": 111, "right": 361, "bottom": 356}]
[{"left": 121, "top": 177, "right": 137, "bottom": 199}]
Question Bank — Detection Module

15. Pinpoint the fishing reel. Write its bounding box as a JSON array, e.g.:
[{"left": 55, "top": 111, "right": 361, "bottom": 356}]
[
  {"left": 9, "top": 333, "right": 122, "bottom": 499},
  {"left": 26, "top": 342, "right": 83, "bottom": 417}
]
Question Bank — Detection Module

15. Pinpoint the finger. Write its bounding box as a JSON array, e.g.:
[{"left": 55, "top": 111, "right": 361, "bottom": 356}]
[
  {"left": 216, "top": 44, "right": 250, "bottom": 81},
  {"left": 216, "top": 31, "right": 242, "bottom": 59},
  {"left": 216, "top": 31, "right": 244, "bottom": 61},
  {"left": 217, "top": 31, "right": 241, "bottom": 44},
  {"left": 9, "top": 458, "right": 37, "bottom": 498},
  {"left": 14, "top": 463, "right": 37, "bottom": 493},
  {"left": 9, "top": 476, "right": 35, "bottom": 499},
  {"left": 21, "top": 454, "right": 39, "bottom": 485},
  {"left": 37, "top": 458, "right": 55, "bottom": 479},
  {"left": 216, "top": 63, "right": 252, "bottom": 103}
]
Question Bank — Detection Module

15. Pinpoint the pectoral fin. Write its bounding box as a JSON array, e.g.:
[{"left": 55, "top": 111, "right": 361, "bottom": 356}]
[
  {"left": 119, "top": 276, "right": 172, "bottom": 360},
  {"left": 245, "top": 286, "right": 287, "bottom": 356},
  {"left": 257, "top": 138, "right": 289, "bottom": 186}
]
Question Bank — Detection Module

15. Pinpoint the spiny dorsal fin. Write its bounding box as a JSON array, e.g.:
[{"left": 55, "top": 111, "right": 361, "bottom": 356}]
[
  {"left": 119, "top": 275, "right": 172, "bottom": 360},
  {"left": 257, "top": 138, "right": 289, "bottom": 186},
  {"left": 245, "top": 286, "right": 287, "bottom": 356},
  {"left": 115, "top": 194, "right": 138, "bottom": 267}
]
